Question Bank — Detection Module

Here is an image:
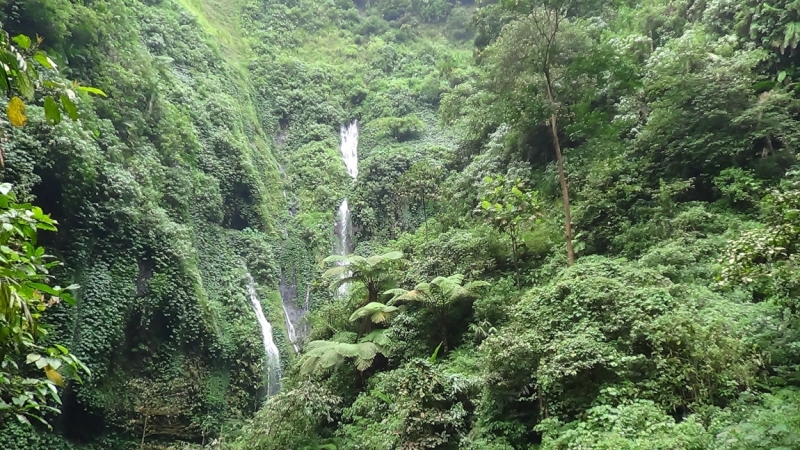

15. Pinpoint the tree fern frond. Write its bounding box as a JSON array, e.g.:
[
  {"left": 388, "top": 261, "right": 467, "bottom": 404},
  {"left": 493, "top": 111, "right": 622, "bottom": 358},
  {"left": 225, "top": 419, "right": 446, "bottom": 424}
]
[
  {"left": 349, "top": 255, "right": 368, "bottom": 266},
  {"left": 332, "top": 343, "right": 361, "bottom": 358},
  {"left": 349, "top": 302, "right": 398, "bottom": 323},
  {"left": 322, "top": 255, "right": 349, "bottom": 264},
  {"left": 332, "top": 331, "right": 358, "bottom": 343},
  {"left": 362, "top": 329, "right": 391, "bottom": 347},
  {"left": 384, "top": 288, "right": 409, "bottom": 297},
  {"left": 412, "top": 282, "right": 433, "bottom": 294},
  {"left": 300, "top": 355, "right": 320, "bottom": 375},
  {"left": 305, "top": 340, "right": 334, "bottom": 351},
  {"left": 355, "top": 356, "right": 374, "bottom": 372},
  {"left": 323, "top": 265, "right": 352, "bottom": 279},
  {"left": 318, "top": 350, "right": 346, "bottom": 370},
  {"left": 365, "top": 251, "right": 402, "bottom": 266},
  {"left": 464, "top": 280, "right": 491, "bottom": 290},
  {"left": 355, "top": 342, "right": 378, "bottom": 360}
]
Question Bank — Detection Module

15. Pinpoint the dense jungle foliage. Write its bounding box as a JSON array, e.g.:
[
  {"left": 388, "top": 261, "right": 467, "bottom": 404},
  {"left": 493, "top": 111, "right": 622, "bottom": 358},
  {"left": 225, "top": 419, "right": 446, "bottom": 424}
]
[{"left": 2, "top": 0, "right": 800, "bottom": 448}]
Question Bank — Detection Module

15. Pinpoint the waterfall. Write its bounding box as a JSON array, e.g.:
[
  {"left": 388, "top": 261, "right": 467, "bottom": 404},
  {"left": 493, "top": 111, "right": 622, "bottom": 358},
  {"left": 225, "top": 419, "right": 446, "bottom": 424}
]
[
  {"left": 337, "top": 121, "right": 358, "bottom": 297},
  {"left": 278, "top": 269, "right": 309, "bottom": 353},
  {"left": 281, "top": 302, "right": 300, "bottom": 353},
  {"left": 245, "top": 272, "right": 281, "bottom": 396},
  {"left": 340, "top": 121, "right": 359, "bottom": 179}
]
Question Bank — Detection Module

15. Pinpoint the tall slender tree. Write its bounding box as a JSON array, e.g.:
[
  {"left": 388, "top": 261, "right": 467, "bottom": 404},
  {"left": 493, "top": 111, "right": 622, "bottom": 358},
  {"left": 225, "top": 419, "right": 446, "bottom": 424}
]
[{"left": 489, "top": 0, "right": 598, "bottom": 265}]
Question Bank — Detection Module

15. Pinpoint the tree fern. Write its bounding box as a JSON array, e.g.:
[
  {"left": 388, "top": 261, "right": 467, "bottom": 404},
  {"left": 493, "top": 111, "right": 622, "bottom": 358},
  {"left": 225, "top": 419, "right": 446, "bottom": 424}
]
[
  {"left": 349, "top": 302, "right": 399, "bottom": 324},
  {"left": 322, "top": 251, "right": 404, "bottom": 305},
  {"left": 299, "top": 332, "right": 391, "bottom": 376},
  {"left": 386, "top": 273, "right": 489, "bottom": 352}
]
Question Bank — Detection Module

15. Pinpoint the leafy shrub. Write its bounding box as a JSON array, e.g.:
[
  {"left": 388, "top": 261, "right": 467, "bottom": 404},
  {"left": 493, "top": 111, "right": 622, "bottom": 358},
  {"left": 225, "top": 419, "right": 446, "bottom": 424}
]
[{"left": 367, "top": 115, "right": 425, "bottom": 142}]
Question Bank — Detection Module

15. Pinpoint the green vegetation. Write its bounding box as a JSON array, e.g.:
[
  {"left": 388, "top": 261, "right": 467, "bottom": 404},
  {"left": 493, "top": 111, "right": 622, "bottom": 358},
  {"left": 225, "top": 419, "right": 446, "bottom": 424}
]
[
  {"left": 2, "top": 0, "right": 800, "bottom": 448},
  {"left": 0, "top": 184, "right": 87, "bottom": 428}
]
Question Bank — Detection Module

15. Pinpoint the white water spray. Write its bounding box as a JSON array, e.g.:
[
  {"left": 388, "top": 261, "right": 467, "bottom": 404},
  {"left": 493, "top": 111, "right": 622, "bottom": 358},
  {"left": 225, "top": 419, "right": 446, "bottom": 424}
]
[
  {"left": 281, "top": 302, "right": 300, "bottom": 353},
  {"left": 340, "top": 121, "right": 359, "bottom": 179},
  {"left": 337, "top": 121, "right": 358, "bottom": 297},
  {"left": 245, "top": 272, "right": 281, "bottom": 395}
]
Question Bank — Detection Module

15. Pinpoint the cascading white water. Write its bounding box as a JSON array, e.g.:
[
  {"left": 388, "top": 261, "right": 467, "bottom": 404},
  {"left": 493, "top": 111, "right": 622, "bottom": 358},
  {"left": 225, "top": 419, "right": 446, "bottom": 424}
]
[
  {"left": 245, "top": 272, "right": 281, "bottom": 395},
  {"left": 338, "top": 199, "right": 351, "bottom": 255},
  {"left": 340, "top": 121, "right": 359, "bottom": 178},
  {"left": 281, "top": 302, "right": 300, "bottom": 353},
  {"left": 337, "top": 121, "right": 358, "bottom": 297},
  {"left": 336, "top": 199, "right": 351, "bottom": 298}
]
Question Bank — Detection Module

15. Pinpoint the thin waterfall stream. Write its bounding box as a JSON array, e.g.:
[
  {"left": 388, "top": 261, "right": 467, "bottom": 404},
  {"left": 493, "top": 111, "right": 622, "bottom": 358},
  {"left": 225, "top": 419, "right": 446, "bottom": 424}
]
[
  {"left": 245, "top": 271, "right": 281, "bottom": 396},
  {"left": 336, "top": 120, "right": 359, "bottom": 296}
]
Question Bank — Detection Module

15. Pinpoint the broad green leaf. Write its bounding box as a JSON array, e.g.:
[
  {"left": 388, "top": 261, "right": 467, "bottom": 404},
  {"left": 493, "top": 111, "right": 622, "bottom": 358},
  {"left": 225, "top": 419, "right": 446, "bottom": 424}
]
[
  {"left": 0, "top": 62, "right": 9, "bottom": 95},
  {"left": 12, "top": 35, "right": 31, "bottom": 50},
  {"left": 60, "top": 94, "right": 78, "bottom": 120},
  {"left": 33, "top": 51, "right": 57, "bottom": 70},
  {"left": 16, "top": 414, "right": 31, "bottom": 427},
  {"left": 374, "top": 390, "right": 393, "bottom": 404},
  {"left": 15, "top": 71, "right": 35, "bottom": 100},
  {"left": 429, "top": 341, "right": 443, "bottom": 363},
  {"left": 75, "top": 86, "right": 107, "bottom": 97},
  {"left": 43, "top": 96, "right": 61, "bottom": 125}
]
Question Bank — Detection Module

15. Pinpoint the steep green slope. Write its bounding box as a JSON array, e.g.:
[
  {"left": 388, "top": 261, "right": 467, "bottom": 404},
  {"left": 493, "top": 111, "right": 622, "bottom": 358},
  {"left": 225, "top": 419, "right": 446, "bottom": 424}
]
[
  {"left": 0, "top": 0, "right": 473, "bottom": 447},
  {"left": 0, "top": 0, "right": 289, "bottom": 447},
  {"left": 225, "top": 0, "right": 800, "bottom": 449}
]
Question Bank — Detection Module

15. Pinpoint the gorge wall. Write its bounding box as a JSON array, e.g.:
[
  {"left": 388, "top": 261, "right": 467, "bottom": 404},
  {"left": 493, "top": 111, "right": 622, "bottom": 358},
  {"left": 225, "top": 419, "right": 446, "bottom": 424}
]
[{"left": 0, "top": 0, "right": 472, "bottom": 447}]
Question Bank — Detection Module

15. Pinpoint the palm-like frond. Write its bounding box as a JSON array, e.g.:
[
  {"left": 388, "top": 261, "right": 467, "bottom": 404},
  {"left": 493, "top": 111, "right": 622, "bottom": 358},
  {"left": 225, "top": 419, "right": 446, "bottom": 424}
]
[
  {"left": 299, "top": 339, "right": 383, "bottom": 375},
  {"left": 327, "top": 275, "right": 359, "bottom": 294},
  {"left": 323, "top": 265, "right": 354, "bottom": 280},
  {"left": 323, "top": 251, "right": 404, "bottom": 300},
  {"left": 366, "top": 251, "right": 403, "bottom": 266},
  {"left": 349, "top": 302, "right": 398, "bottom": 324},
  {"left": 385, "top": 284, "right": 432, "bottom": 305},
  {"left": 464, "top": 280, "right": 491, "bottom": 291},
  {"left": 384, "top": 288, "right": 409, "bottom": 299},
  {"left": 361, "top": 328, "right": 391, "bottom": 348},
  {"left": 389, "top": 274, "right": 491, "bottom": 308},
  {"left": 322, "top": 255, "right": 349, "bottom": 265},
  {"left": 331, "top": 331, "right": 357, "bottom": 343},
  {"left": 300, "top": 340, "right": 346, "bottom": 375}
]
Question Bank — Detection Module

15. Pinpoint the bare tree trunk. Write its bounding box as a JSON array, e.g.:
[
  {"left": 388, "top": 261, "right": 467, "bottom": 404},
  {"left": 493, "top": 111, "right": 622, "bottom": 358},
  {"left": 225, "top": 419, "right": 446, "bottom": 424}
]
[
  {"left": 140, "top": 414, "right": 149, "bottom": 449},
  {"left": 440, "top": 309, "right": 449, "bottom": 353},
  {"left": 421, "top": 188, "right": 428, "bottom": 244},
  {"left": 545, "top": 75, "right": 575, "bottom": 266},
  {"left": 510, "top": 232, "right": 520, "bottom": 289}
]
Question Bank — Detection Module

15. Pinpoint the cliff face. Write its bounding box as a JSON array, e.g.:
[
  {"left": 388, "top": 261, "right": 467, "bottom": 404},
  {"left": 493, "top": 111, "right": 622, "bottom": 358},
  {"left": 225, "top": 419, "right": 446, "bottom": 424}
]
[
  {"left": 0, "top": 0, "right": 289, "bottom": 444},
  {"left": 0, "top": 0, "right": 470, "bottom": 445}
]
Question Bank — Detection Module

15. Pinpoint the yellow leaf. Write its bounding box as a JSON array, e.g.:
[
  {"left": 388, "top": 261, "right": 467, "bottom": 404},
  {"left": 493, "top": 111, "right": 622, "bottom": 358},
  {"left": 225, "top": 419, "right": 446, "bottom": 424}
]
[
  {"left": 7, "top": 96, "right": 27, "bottom": 127},
  {"left": 45, "top": 366, "right": 65, "bottom": 387}
]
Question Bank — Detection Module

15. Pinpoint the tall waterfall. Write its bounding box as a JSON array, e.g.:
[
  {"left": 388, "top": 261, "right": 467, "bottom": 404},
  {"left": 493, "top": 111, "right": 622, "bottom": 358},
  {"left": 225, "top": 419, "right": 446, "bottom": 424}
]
[
  {"left": 245, "top": 272, "right": 281, "bottom": 396},
  {"left": 337, "top": 121, "right": 358, "bottom": 296},
  {"left": 340, "top": 121, "right": 359, "bottom": 179}
]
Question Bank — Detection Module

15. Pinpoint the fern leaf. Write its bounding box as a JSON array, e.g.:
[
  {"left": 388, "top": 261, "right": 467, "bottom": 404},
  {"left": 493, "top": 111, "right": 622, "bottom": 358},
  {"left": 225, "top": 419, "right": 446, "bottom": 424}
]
[
  {"left": 323, "top": 255, "right": 349, "bottom": 264},
  {"left": 331, "top": 332, "right": 357, "bottom": 343},
  {"left": 355, "top": 356, "right": 374, "bottom": 372},
  {"left": 361, "top": 329, "right": 391, "bottom": 347}
]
